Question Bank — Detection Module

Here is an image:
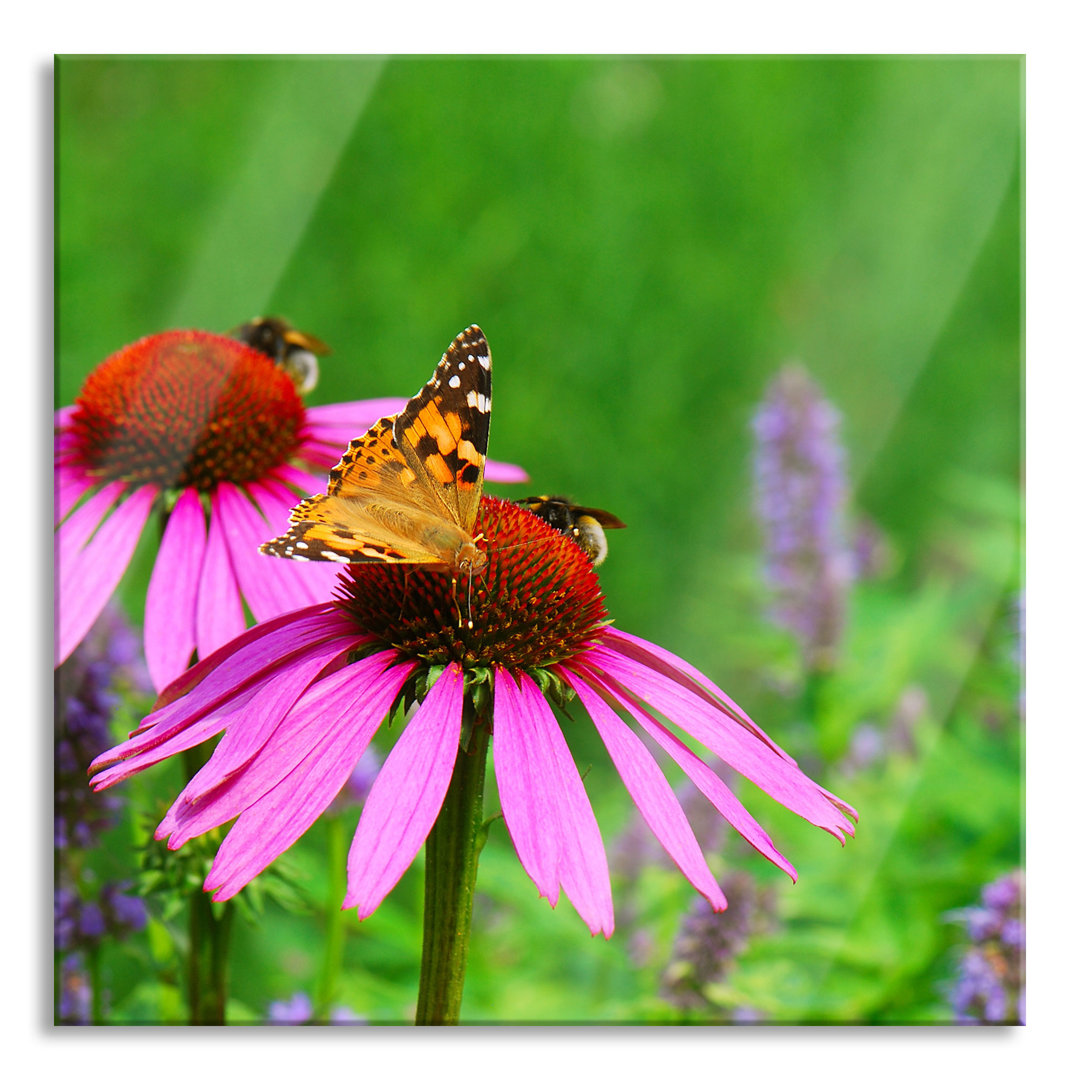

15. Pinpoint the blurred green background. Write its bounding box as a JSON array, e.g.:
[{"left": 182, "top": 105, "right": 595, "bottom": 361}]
[{"left": 56, "top": 56, "right": 1023, "bottom": 1024}]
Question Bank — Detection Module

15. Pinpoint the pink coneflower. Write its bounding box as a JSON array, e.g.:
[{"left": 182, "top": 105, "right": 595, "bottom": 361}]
[
  {"left": 89, "top": 495, "right": 856, "bottom": 939},
  {"left": 55, "top": 329, "right": 527, "bottom": 691}
]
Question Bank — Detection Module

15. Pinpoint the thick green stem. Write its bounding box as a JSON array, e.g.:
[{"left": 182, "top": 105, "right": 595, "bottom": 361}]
[
  {"left": 415, "top": 700, "right": 490, "bottom": 1026},
  {"left": 187, "top": 887, "right": 233, "bottom": 1024},
  {"left": 315, "top": 814, "right": 348, "bottom": 1021},
  {"left": 182, "top": 744, "right": 233, "bottom": 1024}
]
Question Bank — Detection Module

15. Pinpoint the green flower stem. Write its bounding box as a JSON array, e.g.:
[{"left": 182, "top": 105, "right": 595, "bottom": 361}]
[
  {"left": 187, "top": 887, "right": 233, "bottom": 1024},
  {"left": 182, "top": 743, "right": 233, "bottom": 1024},
  {"left": 415, "top": 698, "right": 490, "bottom": 1026},
  {"left": 315, "top": 814, "right": 348, "bottom": 1021}
]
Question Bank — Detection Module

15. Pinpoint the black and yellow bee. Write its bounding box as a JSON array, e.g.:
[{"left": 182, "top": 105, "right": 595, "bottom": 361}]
[
  {"left": 517, "top": 495, "right": 626, "bottom": 566},
  {"left": 230, "top": 316, "right": 331, "bottom": 394}
]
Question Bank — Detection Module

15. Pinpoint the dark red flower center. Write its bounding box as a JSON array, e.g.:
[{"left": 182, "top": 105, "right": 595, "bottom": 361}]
[
  {"left": 335, "top": 497, "right": 610, "bottom": 670},
  {"left": 68, "top": 330, "right": 307, "bottom": 491}
]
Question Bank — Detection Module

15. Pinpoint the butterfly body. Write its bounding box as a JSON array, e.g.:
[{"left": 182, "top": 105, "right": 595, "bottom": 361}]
[{"left": 261, "top": 325, "right": 492, "bottom": 586}]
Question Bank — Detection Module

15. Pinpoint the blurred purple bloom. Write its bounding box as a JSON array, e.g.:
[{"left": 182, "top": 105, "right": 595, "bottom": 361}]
[
  {"left": 55, "top": 603, "right": 151, "bottom": 849},
  {"left": 839, "top": 685, "right": 926, "bottom": 775},
  {"left": 660, "top": 871, "right": 777, "bottom": 1017},
  {"left": 58, "top": 954, "right": 92, "bottom": 1025},
  {"left": 268, "top": 992, "right": 364, "bottom": 1025},
  {"left": 752, "top": 364, "right": 854, "bottom": 672},
  {"left": 948, "top": 869, "right": 1025, "bottom": 1024}
]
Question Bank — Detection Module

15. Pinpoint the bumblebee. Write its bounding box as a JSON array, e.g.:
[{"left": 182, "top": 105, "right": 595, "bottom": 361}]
[
  {"left": 230, "top": 316, "right": 331, "bottom": 394},
  {"left": 517, "top": 495, "right": 626, "bottom": 566}
]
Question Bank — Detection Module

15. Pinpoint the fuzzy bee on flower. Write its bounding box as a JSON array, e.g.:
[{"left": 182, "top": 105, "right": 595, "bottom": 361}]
[
  {"left": 516, "top": 495, "right": 626, "bottom": 566},
  {"left": 230, "top": 316, "right": 332, "bottom": 395}
]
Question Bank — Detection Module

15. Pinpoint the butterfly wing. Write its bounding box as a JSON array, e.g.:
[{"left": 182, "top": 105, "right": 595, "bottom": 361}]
[
  {"left": 394, "top": 325, "right": 490, "bottom": 534},
  {"left": 260, "top": 324, "right": 491, "bottom": 566},
  {"left": 261, "top": 415, "right": 448, "bottom": 564},
  {"left": 259, "top": 491, "right": 455, "bottom": 564}
]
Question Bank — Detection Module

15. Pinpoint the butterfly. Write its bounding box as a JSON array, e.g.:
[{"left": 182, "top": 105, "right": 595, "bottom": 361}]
[
  {"left": 260, "top": 324, "right": 491, "bottom": 612},
  {"left": 230, "top": 315, "right": 331, "bottom": 394},
  {"left": 516, "top": 495, "right": 626, "bottom": 566}
]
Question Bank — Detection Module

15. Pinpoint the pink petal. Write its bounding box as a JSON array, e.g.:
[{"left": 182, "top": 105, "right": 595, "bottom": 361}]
[
  {"left": 151, "top": 601, "right": 341, "bottom": 710},
  {"left": 483, "top": 459, "right": 530, "bottom": 485},
  {"left": 144, "top": 487, "right": 206, "bottom": 692},
  {"left": 491, "top": 668, "right": 560, "bottom": 904},
  {"left": 246, "top": 477, "right": 342, "bottom": 609},
  {"left": 344, "top": 663, "right": 465, "bottom": 918},
  {"left": 573, "top": 666, "right": 797, "bottom": 881},
  {"left": 172, "top": 652, "right": 412, "bottom": 862},
  {"left": 560, "top": 668, "right": 726, "bottom": 908},
  {"left": 195, "top": 490, "right": 247, "bottom": 659},
  {"left": 164, "top": 632, "right": 370, "bottom": 832},
  {"left": 56, "top": 480, "right": 126, "bottom": 558},
  {"left": 511, "top": 674, "right": 614, "bottom": 937},
  {"left": 56, "top": 483, "right": 157, "bottom": 666},
  {"left": 601, "top": 626, "right": 797, "bottom": 765},
  {"left": 214, "top": 481, "right": 337, "bottom": 622},
  {"left": 577, "top": 645, "right": 855, "bottom": 842},
  {"left": 272, "top": 462, "right": 336, "bottom": 499},
  {"left": 55, "top": 462, "right": 96, "bottom": 523},
  {"left": 304, "top": 399, "right": 407, "bottom": 431},
  {"left": 90, "top": 605, "right": 353, "bottom": 782}
]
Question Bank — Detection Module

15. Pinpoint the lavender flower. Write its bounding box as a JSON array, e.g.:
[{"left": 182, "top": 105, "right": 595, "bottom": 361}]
[
  {"left": 752, "top": 365, "right": 853, "bottom": 672},
  {"left": 839, "top": 685, "right": 926, "bottom": 775},
  {"left": 58, "top": 954, "right": 93, "bottom": 1025},
  {"left": 660, "top": 871, "right": 777, "bottom": 1016},
  {"left": 55, "top": 882, "right": 146, "bottom": 952},
  {"left": 55, "top": 602, "right": 151, "bottom": 848},
  {"left": 948, "top": 869, "right": 1025, "bottom": 1024},
  {"left": 268, "top": 992, "right": 364, "bottom": 1025}
]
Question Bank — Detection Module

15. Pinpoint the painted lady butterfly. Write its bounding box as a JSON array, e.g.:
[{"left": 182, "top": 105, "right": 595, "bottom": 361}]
[
  {"left": 516, "top": 495, "right": 626, "bottom": 566},
  {"left": 260, "top": 325, "right": 491, "bottom": 589}
]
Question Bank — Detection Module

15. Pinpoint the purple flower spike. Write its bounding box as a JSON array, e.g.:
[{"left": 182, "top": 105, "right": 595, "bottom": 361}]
[
  {"left": 752, "top": 364, "right": 853, "bottom": 672},
  {"left": 948, "top": 869, "right": 1025, "bottom": 1024}
]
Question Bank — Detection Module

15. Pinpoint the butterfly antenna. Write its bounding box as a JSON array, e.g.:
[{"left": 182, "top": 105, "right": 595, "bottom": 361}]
[
  {"left": 466, "top": 563, "right": 476, "bottom": 630},
  {"left": 450, "top": 573, "right": 464, "bottom": 629}
]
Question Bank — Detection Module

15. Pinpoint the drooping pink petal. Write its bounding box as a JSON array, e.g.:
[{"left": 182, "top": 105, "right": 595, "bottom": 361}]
[
  {"left": 89, "top": 605, "right": 354, "bottom": 782},
  {"left": 163, "top": 631, "right": 370, "bottom": 828},
  {"left": 56, "top": 480, "right": 127, "bottom": 560},
  {"left": 242, "top": 476, "right": 343, "bottom": 610},
  {"left": 491, "top": 668, "right": 560, "bottom": 904},
  {"left": 510, "top": 674, "right": 614, "bottom": 938},
  {"left": 144, "top": 487, "right": 206, "bottom": 692},
  {"left": 151, "top": 601, "right": 343, "bottom": 710},
  {"left": 575, "top": 645, "right": 855, "bottom": 842},
  {"left": 559, "top": 668, "right": 726, "bottom": 909},
  {"left": 344, "top": 663, "right": 465, "bottom": 919},
  {"left": 55, "top": 463, "right": 96, "bottom": 523},
  {"left": 271, "top": 462, "right": 336, "bottom": 499},
  {"left": 573, "top": 666, "right": 797, "bottom": 881},
  {"left": 482, "top": 459, "right": 530, "bottom": 484},
  {"left": 195, "top": 489, "right": 247, "bottom": 660},
  {"left": 171, "top": 652, "right": 413, "bottom": 865},
  {"left": 601, "top": 627, "right": 797, "bottom": 765},
  {"left": 304, "top": 399, "right": 407, "bottom": 432},
  {"left": 56, "top": 483, "right": 157, "bottom": 667}
]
